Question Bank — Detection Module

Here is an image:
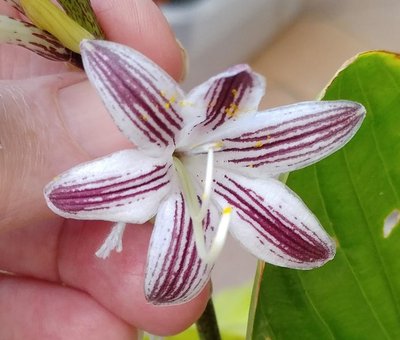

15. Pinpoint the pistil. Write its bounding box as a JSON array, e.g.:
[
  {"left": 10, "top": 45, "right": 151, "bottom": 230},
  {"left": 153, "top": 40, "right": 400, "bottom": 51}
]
[{"left": 173, "top": 146, "right": 232, "bottom": 264}]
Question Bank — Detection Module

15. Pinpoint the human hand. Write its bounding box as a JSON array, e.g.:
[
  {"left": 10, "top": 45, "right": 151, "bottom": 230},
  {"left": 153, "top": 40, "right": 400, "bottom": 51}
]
[{"left": 0, "top": 0, "right": 208, "bottom": 338}]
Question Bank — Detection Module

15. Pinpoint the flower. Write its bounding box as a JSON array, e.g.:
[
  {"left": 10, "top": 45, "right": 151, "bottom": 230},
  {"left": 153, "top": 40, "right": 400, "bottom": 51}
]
[
  {"left": 0, "top": 0, "right": 99, "bottom": 66},
  {"left": 44, "top": 39, "right": 365, "bottom": 305}
]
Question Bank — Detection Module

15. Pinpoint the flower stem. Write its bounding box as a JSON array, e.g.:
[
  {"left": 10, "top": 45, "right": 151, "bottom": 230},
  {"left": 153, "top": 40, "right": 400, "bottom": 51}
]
[{"left": 196, "top": 298, "right": 221, "bottom": 340}]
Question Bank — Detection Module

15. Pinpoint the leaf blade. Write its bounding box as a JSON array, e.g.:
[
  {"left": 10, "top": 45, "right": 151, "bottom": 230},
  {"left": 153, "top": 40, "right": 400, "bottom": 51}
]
[{"left": 251, "top": 51, "right": 400, "bottom": 339}]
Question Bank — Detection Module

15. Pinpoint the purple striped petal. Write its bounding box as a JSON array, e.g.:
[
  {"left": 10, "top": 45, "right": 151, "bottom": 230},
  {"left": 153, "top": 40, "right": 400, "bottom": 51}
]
[
  {"left": 209, "top": 100, "right": 365, "bottom": 176},
  {"left": 3, "top": 0, "right": 24, "bottom": 13},
  {"left": 178, "top": 64, "right": 265, "bottom": 147},
  {"left": 81, "top": 40, "right": 184, "bottom": 157},
  {"left": 44, "top": 150, "right": 173, "bottom": 223},
  {"left": 0, "top": 15, "right": 79, "bottom": 65},
  {"left": 213, "top": 171, "right": 335, "bottom": 269},
  {"left": 145, "top": 192, "right": 217, "bottom": 304}
]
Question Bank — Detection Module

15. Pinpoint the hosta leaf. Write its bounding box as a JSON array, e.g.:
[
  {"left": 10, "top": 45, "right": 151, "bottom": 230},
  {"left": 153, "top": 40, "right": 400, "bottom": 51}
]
[
  {"left": 57, "top": 0, "right": 104, "bottom": 38},
  {"left": 250, "top": 51, "right": 400, "bottom": 339}
]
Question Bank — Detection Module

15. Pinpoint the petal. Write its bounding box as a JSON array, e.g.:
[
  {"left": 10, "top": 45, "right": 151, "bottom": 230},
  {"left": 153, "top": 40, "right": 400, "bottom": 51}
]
[
  {"left": 145, "top": 192, "right": 217, "bottom": 304},
  {"left": 0, "top": 15, "right": 80, "bottom": 66},
  {"left": 177, "top": 64, "right": 265, "bottom": 147},
  {"left": 200, "top": 100, "right": 365, "bottom": 176},
  {"left": 81, "top": 40, "right": 185, "bottom": 156},
  {"left": 3, "top": 0, "right": 24, "bottom": 13},
  {"left": 44, "top": 150, "right": 173, "bottom": 223},
  {"left": 213, "top": 171, "right": 335, "bottom": 269}
]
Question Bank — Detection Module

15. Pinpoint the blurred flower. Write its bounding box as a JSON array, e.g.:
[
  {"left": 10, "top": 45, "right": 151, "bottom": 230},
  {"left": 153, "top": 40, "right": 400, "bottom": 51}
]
[
  {"left": 44, "top": 39, "right": 365, "bottom": 304},
  {"left": 0, "top": 0, "right": 100, "bottom": 66}
]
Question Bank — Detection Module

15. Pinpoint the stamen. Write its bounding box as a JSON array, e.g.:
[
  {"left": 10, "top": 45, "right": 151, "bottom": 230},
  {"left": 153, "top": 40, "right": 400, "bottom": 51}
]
[
  {"left": 203, "top": 206, "right": 232, "bottom": 264},
  {"left": 198, "top": 148, "right": 214, "bottom": 219},
  {"left": 95, "top": 222, "right": 126, "bottom": 259},
  {"left": 173, "top": 145, "right": 232, "bottom": 264}
]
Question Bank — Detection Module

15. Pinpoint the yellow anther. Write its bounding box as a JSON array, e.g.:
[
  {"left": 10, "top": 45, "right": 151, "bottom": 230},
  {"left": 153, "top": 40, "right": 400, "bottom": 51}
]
[
  {"left": 255, "top": 141, "right": 264, "bottom": 148},
  {"left": 214, "top": 141, "right": 224, "bottom": 150},
  {"left": 141, "top": 115, "right": 148, "bottom": 121},
  {"left": 164, "top": 102, "right": 171, "bottom": 109},
  {"left": 231, "top": 88, "right": 238, "bottom": 98},
  {"left": 223, "top": 206, "right": 233, "bottom": 215},
  {"left": 20, "top": 0, "right": 94, "bottom": 53},
  {"left": 225, "top": 103, "right": 238, "bottom": 117},
  {"left": 179, "top": 100, "right": 194, "bottom": 107}
]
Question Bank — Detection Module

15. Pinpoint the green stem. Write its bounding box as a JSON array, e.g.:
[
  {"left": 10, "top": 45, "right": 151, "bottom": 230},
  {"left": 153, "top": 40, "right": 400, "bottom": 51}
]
[{"left": 196, "top": 298, "right": 221, "bottom": 340}]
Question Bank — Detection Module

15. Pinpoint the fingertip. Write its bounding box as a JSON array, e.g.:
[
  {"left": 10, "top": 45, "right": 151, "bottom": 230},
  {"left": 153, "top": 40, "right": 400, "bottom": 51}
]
[{"left": 91, "top": 0, "right": 184, "bottom": 81}]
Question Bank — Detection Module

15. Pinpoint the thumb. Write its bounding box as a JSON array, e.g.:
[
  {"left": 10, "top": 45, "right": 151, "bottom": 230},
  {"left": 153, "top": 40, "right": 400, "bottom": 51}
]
[
  {"left": 91, "top": 0, "right": 185, "bottom": 81},
  {"left": 0, "top": 0, "right": 185, "bottom": 232}
]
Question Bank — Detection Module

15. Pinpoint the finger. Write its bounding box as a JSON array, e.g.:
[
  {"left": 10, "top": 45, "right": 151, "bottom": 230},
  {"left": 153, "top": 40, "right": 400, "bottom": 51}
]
[
  {"left": 0, "top": 219, "right": 210, "bottom": 335},
  {"left": 91, "top": 0, "right": 185, "bottom": 81},
  {"left": 0, "top": 276, "right": 136, "bottom": 340},
  {"left": 0, "top": 75, "right": 88, "bottom": 233}
]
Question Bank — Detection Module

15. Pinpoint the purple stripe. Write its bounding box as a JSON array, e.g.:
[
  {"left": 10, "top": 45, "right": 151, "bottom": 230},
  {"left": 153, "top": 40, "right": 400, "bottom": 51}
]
[
  {"left": 221, "top": 109, "right": 359, "bottom": 167},
  {"left": 148, "top": 194, "right": 210, "bottom": 303},
  {"left": 148, "top": 194, "right": 202, "bottom": 303},
  {"left": 215, "top": 176, "right": 330, "bottom": 262},
  {"left": 148, "top": 197, "right": 185, "bottom": 301},
  {"left": 49, "top": 166, "right": 171, "bottom": 213},
  {"left": 51, "top": 164, "right": 169, "bottom": 199},
  {"left": 202, "top": 71, "right": 253, "bottom": 130},
  {"left": 93, "top": 44, "right": 182, "bottom": 133},
  {"left": 226, "top": 106, "right": 354, "bottom": 143},
  {"left": 228, "top": 114, "right": 360, "bottom": 168},
  {"left": 131, "top": 62, "right": 183, "bottom": 127},
  {"left": 89, "top": 54, "right": 171, "bottom": 146}
]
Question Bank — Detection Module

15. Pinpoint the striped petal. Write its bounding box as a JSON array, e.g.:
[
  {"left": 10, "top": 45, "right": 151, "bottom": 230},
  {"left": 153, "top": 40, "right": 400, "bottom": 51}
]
[
  {"left": 145, "top": 192, "right": 217, "bottom": 304},
  {"left": 44, "top": 150, "right": 173, "bottom": 223},
  {"left": 213, "top": 171, "right": 335, "bottom": 269},
  {"left": 178, "top": 64, "right": 265, "bottom": 147},
  {"left": 0, "top": 15, "right": 80, "bottom": 65},
  {"left": 204, "top": 100, "right": 365, "bottom": 176},
  {"left": 81, "top": 40, "right": 184, "bottom": 157},
  {"left": 3, "top": 0, "right": 24, "bottom": 13}
]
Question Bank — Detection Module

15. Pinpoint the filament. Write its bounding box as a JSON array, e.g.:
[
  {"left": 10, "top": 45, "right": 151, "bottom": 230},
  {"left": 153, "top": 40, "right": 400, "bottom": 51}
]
[
  {"left": 95, "top": 221, "right": 126, "bottom": 259},
  {"left": 173, "top": 146, "right": 232, "bottom": 264}
]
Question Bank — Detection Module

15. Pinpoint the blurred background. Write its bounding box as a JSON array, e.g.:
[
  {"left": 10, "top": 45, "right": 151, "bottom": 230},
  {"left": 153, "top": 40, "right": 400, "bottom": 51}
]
[{"left": 160, "top": 0, "right": 400, "bottom": 292}]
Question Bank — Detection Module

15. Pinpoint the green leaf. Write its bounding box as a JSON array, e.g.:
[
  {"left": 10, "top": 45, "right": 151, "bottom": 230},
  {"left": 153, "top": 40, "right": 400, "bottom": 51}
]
[
  {"left": 250, "top": 51, "right": 400, "bottom": 339},
  {"left": 57, "top": 0, "right": 104, "bottom": 38}
]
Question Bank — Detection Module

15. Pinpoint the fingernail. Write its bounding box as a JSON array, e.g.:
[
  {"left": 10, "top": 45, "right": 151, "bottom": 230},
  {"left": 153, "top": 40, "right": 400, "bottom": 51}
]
[{"left": 176, "top": 38, "right": 188, "bottom": 83}]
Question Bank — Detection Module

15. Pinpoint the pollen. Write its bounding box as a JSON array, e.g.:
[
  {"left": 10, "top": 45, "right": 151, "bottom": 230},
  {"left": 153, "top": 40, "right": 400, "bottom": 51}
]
[
  {"left": 223, "top": 206, "right": 233, "bottom": 215},
  {"left": 213, "top": 141, "right": 224, "bottom": 150},
  {"left": 231, "top": 88, "right": 239, "bottom": 98},
  {"left": 179, "top": 100, "right": 194, "bottom": 107},
  {"left": 141, "top": 115, "right": 148, "bottom": 121},
  {"left": 164, "top": 94, "right": 177, "bottom": 109},
  {"left": 255, "top": 141, "right": 263, "bottom": 148},
  {"left": 225, "top": 103, "right": 239, "bottom": 117}
]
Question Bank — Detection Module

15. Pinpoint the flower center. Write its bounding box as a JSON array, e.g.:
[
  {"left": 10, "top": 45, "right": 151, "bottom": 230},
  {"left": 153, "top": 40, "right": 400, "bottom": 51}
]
[{"left": 173, "top": 144, "right": 232, "bottom": 264}]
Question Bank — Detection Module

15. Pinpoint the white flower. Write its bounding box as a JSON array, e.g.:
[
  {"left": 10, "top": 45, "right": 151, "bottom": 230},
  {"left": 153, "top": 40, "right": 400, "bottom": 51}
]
[{"left": 44, "top": 40, "right": 365, "bottom": 305}]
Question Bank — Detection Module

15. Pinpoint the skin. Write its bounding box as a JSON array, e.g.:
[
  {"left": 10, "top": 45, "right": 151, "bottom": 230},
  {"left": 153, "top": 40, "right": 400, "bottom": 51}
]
[{"left": 0, "top": 0, "right": 209, "bottom": 338}]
